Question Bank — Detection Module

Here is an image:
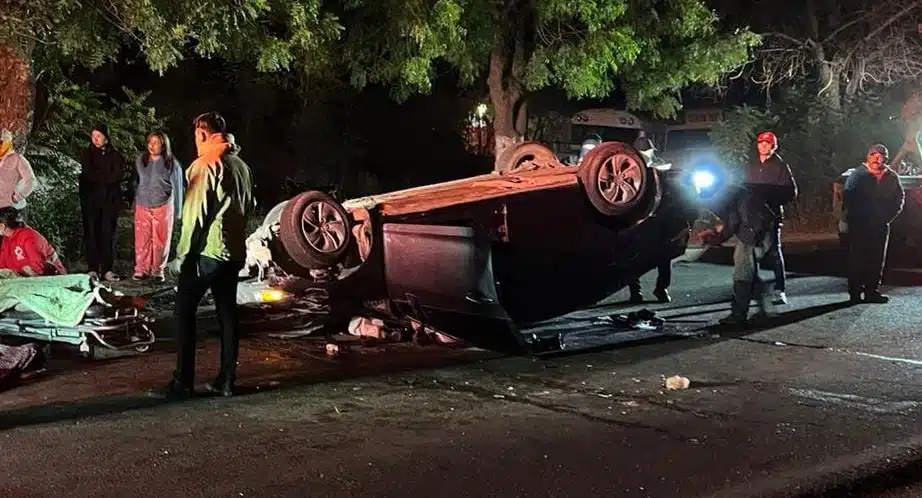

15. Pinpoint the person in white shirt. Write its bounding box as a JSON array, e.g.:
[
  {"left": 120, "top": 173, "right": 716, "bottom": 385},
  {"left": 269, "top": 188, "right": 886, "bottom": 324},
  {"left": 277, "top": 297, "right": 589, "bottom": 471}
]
[{"left": 0, "top": 130, "right": 35, "bottom": 212}]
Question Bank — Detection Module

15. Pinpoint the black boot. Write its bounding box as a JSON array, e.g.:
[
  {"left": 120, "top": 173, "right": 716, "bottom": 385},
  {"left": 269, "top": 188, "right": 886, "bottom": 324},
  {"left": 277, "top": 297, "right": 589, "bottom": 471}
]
[
  {"left": 848, "top": 284, "right": 863, "bottom": 304},
  {"left": 653, "top": 288, "right": 671, "bottom": 303},
  {"left": 628, "top": 282, "right": 643, "bottom": 303},
  {"left": 864, "top": 290, "right": 890, "bottom": 303},
  {"left": 750, "top": 279, "right": 771, "bottom": 320},
  {"left": 720, "top": 281, "right": 752, "bottom": 325}
]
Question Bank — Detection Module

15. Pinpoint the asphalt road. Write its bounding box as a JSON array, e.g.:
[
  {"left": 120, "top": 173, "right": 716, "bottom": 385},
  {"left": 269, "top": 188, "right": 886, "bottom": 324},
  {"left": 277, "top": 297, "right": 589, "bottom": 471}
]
[{"left": 4, "top": 242, "right": 922, "bottom": 497}]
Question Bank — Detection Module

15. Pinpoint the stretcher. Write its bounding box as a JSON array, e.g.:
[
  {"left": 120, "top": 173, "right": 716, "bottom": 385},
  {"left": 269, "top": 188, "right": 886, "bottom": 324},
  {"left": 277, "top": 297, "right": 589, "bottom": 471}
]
[{"left": 0, "top": 274, "right": 155, "bottom": 357}]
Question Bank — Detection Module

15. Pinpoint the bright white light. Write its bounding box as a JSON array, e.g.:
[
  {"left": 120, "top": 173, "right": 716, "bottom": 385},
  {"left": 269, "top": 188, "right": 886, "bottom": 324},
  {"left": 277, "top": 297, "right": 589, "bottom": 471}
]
[
  {"left": 692, "top": 170, "right": 716, "bottom": 190},
  {"left": 475, "top": 103, "right": 488, "bottom": 118}
]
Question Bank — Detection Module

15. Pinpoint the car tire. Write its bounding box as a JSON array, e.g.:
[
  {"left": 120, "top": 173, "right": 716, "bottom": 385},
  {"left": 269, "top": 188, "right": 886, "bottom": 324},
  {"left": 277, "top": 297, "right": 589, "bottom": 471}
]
[
  {"left": 499, "top": 141, "right": 558, "bottom": 172},
  {"left": 577, "top": 141, "right": 660, "bottom": 220},
  {"left": 278, "top": 190, "right": 354, "bottom": 270}
]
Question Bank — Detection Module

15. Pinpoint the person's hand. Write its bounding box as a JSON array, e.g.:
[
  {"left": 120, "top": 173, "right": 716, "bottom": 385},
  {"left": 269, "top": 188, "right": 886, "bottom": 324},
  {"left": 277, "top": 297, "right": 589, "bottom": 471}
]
[
  {"left": 11, "top": 192, "right": 21, "bottom": 203},
  {"left": 167, "top": 257, "right": 184, "bottom": 275},
  {"left": 698, "top": 228, "right": 722, "bottom": 247}
]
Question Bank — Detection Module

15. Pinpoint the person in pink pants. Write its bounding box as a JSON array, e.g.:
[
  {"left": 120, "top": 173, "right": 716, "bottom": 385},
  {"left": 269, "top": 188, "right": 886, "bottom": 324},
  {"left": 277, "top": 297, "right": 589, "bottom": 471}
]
[{"left": 131, "top": 131, "right": 184, "bottom": 281}]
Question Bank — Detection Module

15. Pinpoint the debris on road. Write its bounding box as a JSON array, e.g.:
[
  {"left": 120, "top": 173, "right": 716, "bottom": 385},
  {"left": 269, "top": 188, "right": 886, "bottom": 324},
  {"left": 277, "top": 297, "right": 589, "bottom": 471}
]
[
  {"left": 594, "top": 309, "right": 666, "bottom": 330},
  {"left": 0, "top": 343, "right": 44, "bottom": 388},
  {"left": 325, "top": 343, "right": 340, "bottom": 356},
  {"left": 663, "top": 375, "right": 691, "bottom": 390}
]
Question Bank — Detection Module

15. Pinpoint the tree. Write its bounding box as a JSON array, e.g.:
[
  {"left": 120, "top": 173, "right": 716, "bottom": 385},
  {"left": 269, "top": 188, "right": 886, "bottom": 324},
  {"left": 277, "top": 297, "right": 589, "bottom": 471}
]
[
  {"left": 2, "top": 0, "right": 757, "bottom": 173},
  {"left": 337, "top": 0, "right": 759, "bottom": 169},
  {"left": 712, "top": 0, "right": 922, "bottom": 168},
  {"left": 0, "top": 0, "right": 342, "bottom": 146},
  {"left": 727, "top": 0, "right": 922, "bottom": 111}
]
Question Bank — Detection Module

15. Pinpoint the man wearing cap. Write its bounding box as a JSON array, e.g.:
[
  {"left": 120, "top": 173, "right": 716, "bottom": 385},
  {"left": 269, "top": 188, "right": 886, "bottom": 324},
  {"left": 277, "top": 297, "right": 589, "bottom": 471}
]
[
  {"left": 842, "top": 144, "right": 904, "bottom": 303},
  {"left": 747, "top": 131, "right": 797, "bottom": 305}
]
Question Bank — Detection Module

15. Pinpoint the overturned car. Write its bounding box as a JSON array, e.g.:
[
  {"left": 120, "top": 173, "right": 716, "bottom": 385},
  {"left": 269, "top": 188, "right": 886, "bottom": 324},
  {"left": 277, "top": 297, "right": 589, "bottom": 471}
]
[{"left": 240, "top": 141, "right": 707, "bottom": 353}]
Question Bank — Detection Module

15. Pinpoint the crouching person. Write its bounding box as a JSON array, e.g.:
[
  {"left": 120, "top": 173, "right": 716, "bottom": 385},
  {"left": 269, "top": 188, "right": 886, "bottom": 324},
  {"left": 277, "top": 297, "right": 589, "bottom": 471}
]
[
  {"left": 843, "top": 144, "right": 905, "bottom": 303},
  {"left": 0, "top": 207, "right": 67, "bottom": 276},
  {"left": 702, "top": 187, "right": 776, "bottom": 325}
]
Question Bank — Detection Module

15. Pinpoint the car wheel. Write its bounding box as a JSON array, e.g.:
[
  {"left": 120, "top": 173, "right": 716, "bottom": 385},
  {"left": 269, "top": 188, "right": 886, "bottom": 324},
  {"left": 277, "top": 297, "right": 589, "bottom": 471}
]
[
  {"left": 578, "top": 141, "right": 660, "bottom": 220},
  {"left": 278, "top": 190, "right": 354, "bottom": 270},
  {"left": 499, "top": 142, "right": 559, "bottom": 172}
]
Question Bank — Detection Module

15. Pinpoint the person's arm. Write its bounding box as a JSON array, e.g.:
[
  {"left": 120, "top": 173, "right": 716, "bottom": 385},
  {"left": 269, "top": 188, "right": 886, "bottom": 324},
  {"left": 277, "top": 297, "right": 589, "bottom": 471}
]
[
  {"left": 19, "top": 229, "right": 48, "bottom": 276},
  {"left": 129, "top": 154, "right": 143, "bottom": 203},
  {"left": 171, "top": 160, "right": 185, "bottom": 221},
  {"left": 14, "top": 154, "right": 35, "bottom": 202},
  {"left": 881, "top": 173, "right": 906, "bottom": 223},
  {"left": 175, "top": 163, "right": 218, "bottom": 263},
  {"left": 78, "top": 147, "right": 91, "bottom": 178},
  {"left": 842, "top": 172, "right": 862, "bottom": 223},
  {"left": 781, "top": 162, "right": 798, "bottom": 203}
]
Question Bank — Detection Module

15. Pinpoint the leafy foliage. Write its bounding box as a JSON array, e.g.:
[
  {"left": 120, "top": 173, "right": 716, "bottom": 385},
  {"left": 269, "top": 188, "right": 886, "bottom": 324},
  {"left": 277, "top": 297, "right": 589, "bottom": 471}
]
[
  {"left": 31, "top": 83, "right": 163, "bottom": 159},
  {"left": 22, "top": 149, "right": 83, "bottom": 262},
  {"left": 338, "top": 0, "right": 760, "bottom": 117},
  {"left": 2, "top": 0, "right": 343, "bottom": 76}
]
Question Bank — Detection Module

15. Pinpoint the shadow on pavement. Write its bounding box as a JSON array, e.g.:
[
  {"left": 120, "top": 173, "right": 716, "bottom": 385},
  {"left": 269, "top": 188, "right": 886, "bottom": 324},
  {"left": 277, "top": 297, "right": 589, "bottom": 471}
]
[
  {"left": 0, "top": 345, "right": 497, "bottom": 432},
  {"left": 543, "top": 300, "right": 856, "bottom": 364},
  {"left": 795, "top": 455, "right": 922, "bottom": 497},
  {"left": 0, "top": 394, "right": 168, "bottom": 431}
]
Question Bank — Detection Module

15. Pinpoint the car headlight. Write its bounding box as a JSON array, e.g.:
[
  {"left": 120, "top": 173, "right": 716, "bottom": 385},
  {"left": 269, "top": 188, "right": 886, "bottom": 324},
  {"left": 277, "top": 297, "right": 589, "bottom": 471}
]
[{"left": 256, "top": 288, "right": 291, "bottom": 303}]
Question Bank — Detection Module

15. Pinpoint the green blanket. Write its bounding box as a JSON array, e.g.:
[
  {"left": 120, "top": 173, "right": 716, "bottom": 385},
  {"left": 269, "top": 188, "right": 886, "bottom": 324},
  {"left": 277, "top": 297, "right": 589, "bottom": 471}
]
[{"left": 0, "top": 273, "right": 98, "bottom": 327}]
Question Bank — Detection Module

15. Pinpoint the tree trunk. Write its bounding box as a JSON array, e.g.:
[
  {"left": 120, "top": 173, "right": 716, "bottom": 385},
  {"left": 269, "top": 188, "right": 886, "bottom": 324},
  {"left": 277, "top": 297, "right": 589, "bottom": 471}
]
[
  {"left": 816, "top": 62, "right": 842, "bottom": 112},
  {"left": 488, "top": 29, "right": 528, "bottom": 172},
  {"left": 0, "top": 42, "right": 35, "bottom": 150}
]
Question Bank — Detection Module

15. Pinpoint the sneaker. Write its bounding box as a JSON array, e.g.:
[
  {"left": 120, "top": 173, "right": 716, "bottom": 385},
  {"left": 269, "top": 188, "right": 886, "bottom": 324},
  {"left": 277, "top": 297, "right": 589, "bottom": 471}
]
[
  {"left": 103, "top": 271, "right": 121, "bottom": 282},
  {"left": 132, "top": 273, "right": 147, "bottom": 281},
  {"left": 150, "top": 273, "right": 166, "bottom": 282},
  {"left": 772, "top": 291, "right": 788, "bottom": 305},
  {"left": 629, "top": 292, "right": 644, "bottom": 304},
  {"left": 653, "top": 288, "right": 671, "bottom": 303}
]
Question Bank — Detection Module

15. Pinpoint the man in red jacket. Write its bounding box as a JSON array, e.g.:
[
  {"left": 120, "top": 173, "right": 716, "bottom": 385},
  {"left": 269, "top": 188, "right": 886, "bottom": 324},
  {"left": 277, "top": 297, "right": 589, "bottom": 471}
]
[{"left": 0, "top": 207, "right": 66, "bottom": 277}]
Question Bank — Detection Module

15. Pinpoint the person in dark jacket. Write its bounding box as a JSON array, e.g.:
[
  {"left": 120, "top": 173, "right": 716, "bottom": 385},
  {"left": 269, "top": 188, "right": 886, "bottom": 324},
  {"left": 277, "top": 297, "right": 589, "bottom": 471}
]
[
  {"left": 843, "top": 144, "right": 905, "bottom": 303},
  {"left": 79, "top": 124, "right": 127, "bottom": 282},
  {"left": 746, "top": 131, "right": 798, "bottom": 305},
  {"left": 702, "top": 181, "right": 789, "bottom": 325}
]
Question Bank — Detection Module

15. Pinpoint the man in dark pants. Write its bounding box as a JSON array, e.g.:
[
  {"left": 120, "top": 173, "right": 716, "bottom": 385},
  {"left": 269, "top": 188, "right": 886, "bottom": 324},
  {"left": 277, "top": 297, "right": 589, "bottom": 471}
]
[
  {"left": 746, "top": 131, "right": 797, "bottom": 305},
  {"left": 843, "top": 144, "right": 904, "bottom": 304},
  {"left": 628, "top": 169, "right": 695, "bottom": 304},
  {"left": 79, "top": 124, "right": 126, "bottom": 282},
  {"left": 702, "top": 185, "right": 779, "bottom": 325},
  {"left": 152, "top": 112, "right": 255, "bottom": 400},
  {"left": 628, "top": 261, "right": 671, "bottom": 303}
]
